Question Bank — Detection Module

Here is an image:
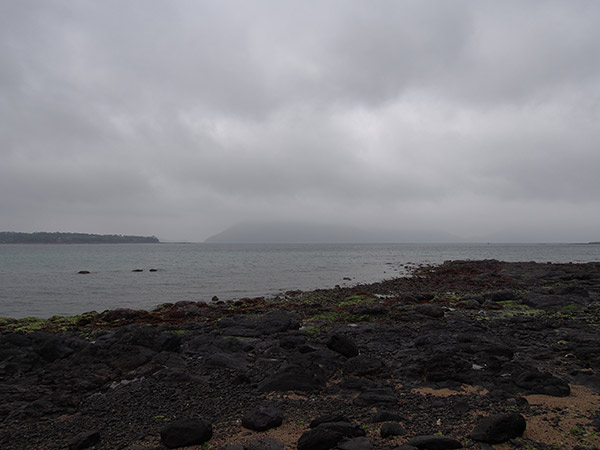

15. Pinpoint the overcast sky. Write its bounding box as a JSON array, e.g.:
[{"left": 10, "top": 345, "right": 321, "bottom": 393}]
[{"left": 1, "top": 1, "right": 599, "bottom": 242}]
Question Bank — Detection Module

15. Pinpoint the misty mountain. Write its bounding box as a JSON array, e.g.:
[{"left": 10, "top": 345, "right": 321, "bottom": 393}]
[{"left": 204, "top": 222, "right": 463, "bottom": 244}]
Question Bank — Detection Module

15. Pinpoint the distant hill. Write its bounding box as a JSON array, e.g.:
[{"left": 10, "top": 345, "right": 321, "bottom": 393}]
[
  {"left": 204, "top": 222, "right": 462, "bottom": 244},
  {"left": 0, "top": 232, "right": 160, "bottom": 244}
]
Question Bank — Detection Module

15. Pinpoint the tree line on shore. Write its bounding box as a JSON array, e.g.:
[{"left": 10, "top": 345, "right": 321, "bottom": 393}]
[{"left": 0, "top": 231, "right": 159, "bottom": 244}]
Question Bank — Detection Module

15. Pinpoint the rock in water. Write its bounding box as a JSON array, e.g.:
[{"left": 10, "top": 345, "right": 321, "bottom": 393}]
[
  {"left": 160, "top": 418, "right": 212, "bottom": 448},
  {"left": 242, "top": 406, "right": 283, "bottom": 431},
  {"left": 471, "top": 413, "right": 526, "bottom": 444}
]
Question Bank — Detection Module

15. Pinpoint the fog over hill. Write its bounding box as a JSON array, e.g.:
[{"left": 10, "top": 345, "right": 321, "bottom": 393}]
[{"left": 203, "top": 222, "right": 463, "bottom": 244}]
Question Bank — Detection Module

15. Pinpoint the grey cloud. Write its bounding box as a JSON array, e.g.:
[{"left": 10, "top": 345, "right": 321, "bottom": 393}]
[{"left": 1, "top": 1, "right": 600, "bottom": 241}]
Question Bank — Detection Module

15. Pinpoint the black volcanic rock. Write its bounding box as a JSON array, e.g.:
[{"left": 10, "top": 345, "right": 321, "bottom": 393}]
[
  {"left": 514, "top": 370, "right": 570, "bottom": 397},
  {"left": 327, "top": 334, "right": 359, "bottom": 358},
  {"left": 242, "top": 406, "right": 283, "bottom": 431},
  {"left": 404, "top": 435, "right": 463, "bottom": 449},
  {"left": 68, "top": 431, "right": 100, "bottom": 450},
  {"left": 160, "top": 418, "right": 212, "bottom": 449},
  {"left": 471, "top": 413, "right": 526, "bottom": 444}
]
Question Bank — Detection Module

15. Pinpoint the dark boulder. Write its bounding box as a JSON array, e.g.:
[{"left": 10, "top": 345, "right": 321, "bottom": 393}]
[
  {"left": 242, "top": 406, "right": 283, "bottom": 431},
  {"left": 423, "top": 351, "right": 472, "bottom": 384},
  {"left": 297, "top": 421, "right": 365, "bottom": 450},
  {"left": 297, "top": 427, "right": 341, "bottom": 450},
  {"left": 258, "top": 352, "right": 337, "bottom": 392},
  {"left": 160, "top": 418, "right": 213, "bottom": 449},
  {"left": 327, "top": 334, "right": 359, "bottom": 358},
  {"left": 68, "top": 431, "right": 100, "bottom": 450},
  {"left": 471, "top": 413, "right": 526, "bottom": 444},
  {"left": 255, "top": 310, "right": 300, "bottom": 335},
  {"left": 515, "top": 370, "right": 570, "bottom": 397},
  {"left": 380, "top": 422, "right": 406, "bottom": 438},
  {"left": 317, "top": 421, "right": 365, "bottom": 438},
  {"left": 414, "top": 305, "right": 445, "bottom": 318},
  {"left": 405, "top": 435, "right": 463, "bottom": 449}
]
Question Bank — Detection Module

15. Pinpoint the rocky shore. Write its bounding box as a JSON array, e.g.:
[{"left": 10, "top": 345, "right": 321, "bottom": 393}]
[{"left": 1, "top": 260, "right": 600, "bottom": 449}]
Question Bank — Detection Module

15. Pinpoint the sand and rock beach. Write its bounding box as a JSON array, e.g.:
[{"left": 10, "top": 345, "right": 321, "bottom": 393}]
[{"left": 1, "top": 260, "right": 600, "bottom": 449}]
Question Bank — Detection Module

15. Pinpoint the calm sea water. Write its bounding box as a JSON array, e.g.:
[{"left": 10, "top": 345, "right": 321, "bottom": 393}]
[{"left": 0, "top": 243, "right": 598, "bottom": 318}]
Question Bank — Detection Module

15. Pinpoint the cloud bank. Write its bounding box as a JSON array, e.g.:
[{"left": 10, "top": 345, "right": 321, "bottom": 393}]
[{"left": 1, "top": 1, "right": 599, "bottom": 242}]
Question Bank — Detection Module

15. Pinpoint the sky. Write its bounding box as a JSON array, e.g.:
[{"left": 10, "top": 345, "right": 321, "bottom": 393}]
[{"left": 1, "top": 0, "right": 600, "bottom": 243}]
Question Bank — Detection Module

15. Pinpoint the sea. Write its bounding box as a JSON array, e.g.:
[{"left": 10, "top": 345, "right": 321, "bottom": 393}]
[{"left": 0, "top": 243, "right": 599, "bottom": 318}]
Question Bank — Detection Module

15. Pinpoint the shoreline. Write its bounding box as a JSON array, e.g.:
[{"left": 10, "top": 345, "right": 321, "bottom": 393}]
[{"left": 1, "top": 259, "right": 600, "bottom": 449}]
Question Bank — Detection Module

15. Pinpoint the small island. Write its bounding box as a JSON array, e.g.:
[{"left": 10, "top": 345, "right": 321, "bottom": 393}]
[{"left": 0, "top": 231, "right": 160, "bottom": 244}]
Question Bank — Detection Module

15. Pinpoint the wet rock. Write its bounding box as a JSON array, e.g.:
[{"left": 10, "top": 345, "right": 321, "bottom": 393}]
[
  {"left": 220, "top": 446, "right": 244, "bottom": 450},
  {"left": 471, "top": 413, "right": 526, "bottom": 444},
  {"left": 327, "top": 334, "right": 359, "bottom": 358},
  {"left": 380, "top": 422, "right": 406, "bottom": 438},
  {"left": 68, "top": 430, "right": 100, "bottom": 450},
  {"left": 514, "top": 370, "right": 570, "bottom": 397},
  {"left": 160, "top": 418, "right": 212, "bottom": 449},
  {"left": 242, "top": 406, "right": 283, "bottom": 431},
  {"left": 404, "top": 435, "right": 463, "bottom": 449}
]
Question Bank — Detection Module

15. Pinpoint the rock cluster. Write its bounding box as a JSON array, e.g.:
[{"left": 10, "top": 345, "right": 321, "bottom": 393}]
[{"left": 0, "top": 260, "right": 599, "bottom": 449}]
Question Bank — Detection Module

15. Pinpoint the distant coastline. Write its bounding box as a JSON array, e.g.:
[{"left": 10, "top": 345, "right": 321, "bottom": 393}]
[{"left": 0, "top": 231, "right": 159, "bottom": 244}]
